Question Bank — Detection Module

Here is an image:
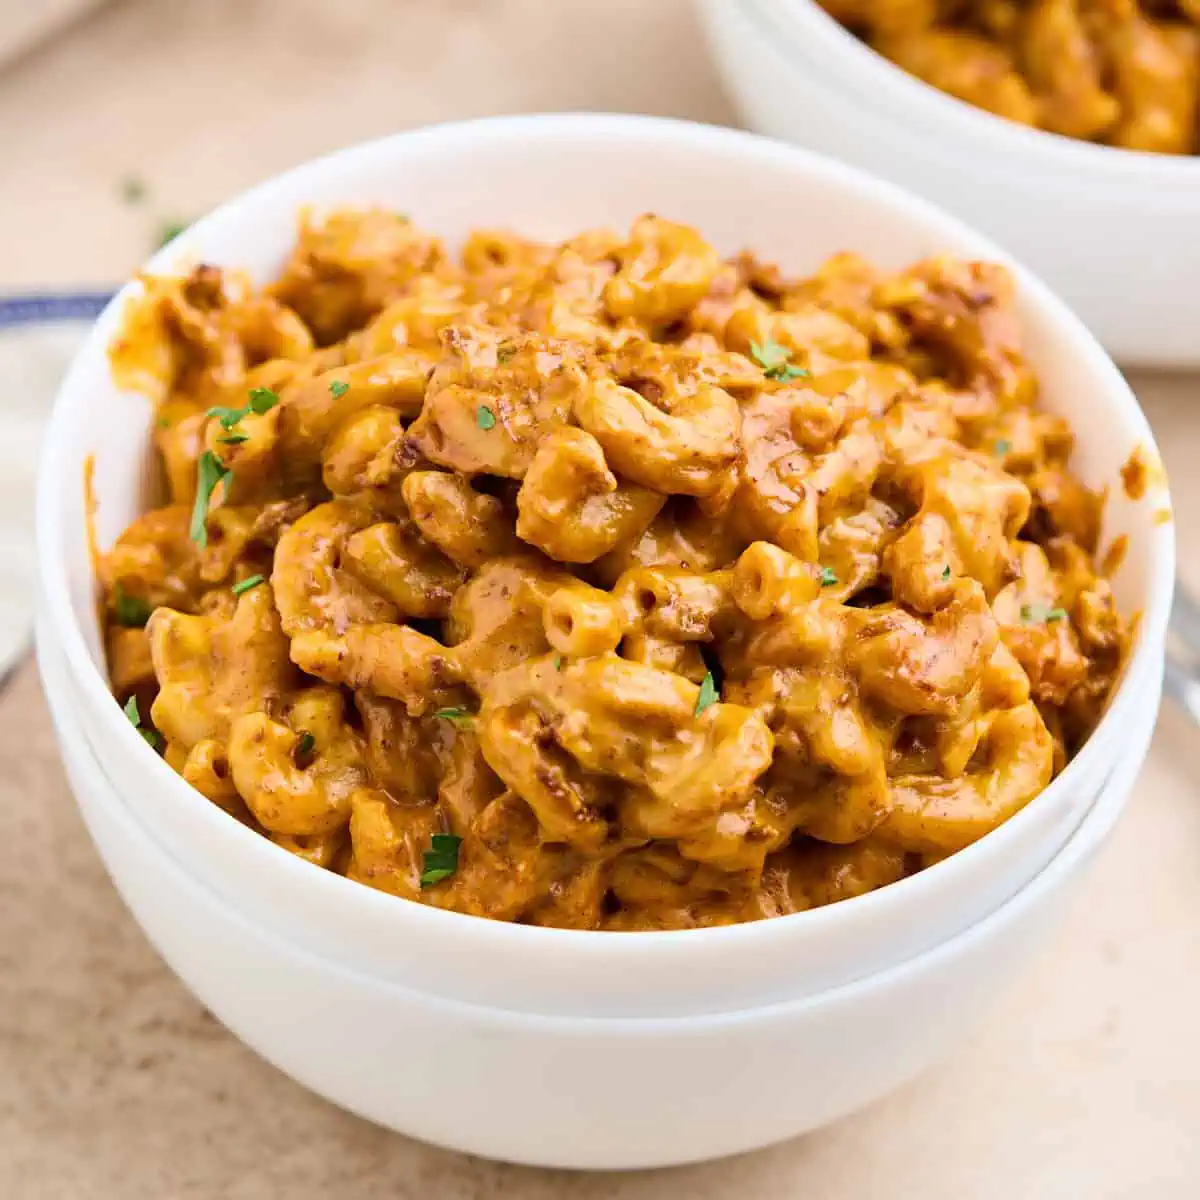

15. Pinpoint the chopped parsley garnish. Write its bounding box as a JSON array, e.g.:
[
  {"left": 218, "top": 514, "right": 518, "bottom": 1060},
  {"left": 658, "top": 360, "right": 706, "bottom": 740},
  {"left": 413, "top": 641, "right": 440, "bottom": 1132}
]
[
  {"left": 1021, "top": 603, "right": 1067, "bottom": 624},
  {"left": 156, "top": 219, "right": 187, "bottom": 249},
  {"left": 123, "top": 695, "right": 162, "bottom": 751},
  {"left": 553, "top": 654, "right": 563, "bottom": 671},
  {"left": 248, "top": 387, "right": 279, "bottom": 414},
  {"left": 208, "top": 386, "right": 279, "bottom": 432},
  {"left": 206, "top": 406, "right": 244, "bottom": 429},
  {"left": 232, "top": 574, "right": 266, "bottom": 597},
  {"left": 190, "top": 451, "right": 232, "bottom": 548},
  {"left": 219, "top": 432, "right": 249, "bottom": 446},
  {"left": 994, "top": 439, "right": 1012, "bottom": 456},
  {"left": 329, "top": 379, "right": 349, "bottom": 399},
  {"left": 292, "top": 730, "right": 317, "bottom": 769},
  {"left": 941, "top": 565, "right": 952, "bottom": 581},
  {"left": 113, "top": 583, "right": 153, "bottom": 628},
  {"left": 420, "top": 833, "right": 462, "bottom": 888},
  {"left": 819, "top": 566, "right": 838, "bottom": 587},
  {"left": 476, "top": 405, "right": 496, "bottom": 431},
  {"left": 771, "top": 363, "right": 809, "bottom": 382},
  {"left": 750, "top": 338, "right": 810, "bottom": 382},
  {"left": 496, "top": 343, "right": 517, "bottom": 364},
  {"left": 750, "top": 338, "right": 788, "bottom": 371},
  {"left": 695, "top": 671, "right": 718, "bottom": 717},
  {"left": 433, "top": 706, "right": 474, "bottom": 727}
]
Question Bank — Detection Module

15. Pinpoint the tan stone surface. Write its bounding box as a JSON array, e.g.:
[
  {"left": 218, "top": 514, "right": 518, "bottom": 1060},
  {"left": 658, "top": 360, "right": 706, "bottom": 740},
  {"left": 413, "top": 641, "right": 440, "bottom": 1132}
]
[{"left": 2, "top": 2, "right": 1198, "bottom": 1195}]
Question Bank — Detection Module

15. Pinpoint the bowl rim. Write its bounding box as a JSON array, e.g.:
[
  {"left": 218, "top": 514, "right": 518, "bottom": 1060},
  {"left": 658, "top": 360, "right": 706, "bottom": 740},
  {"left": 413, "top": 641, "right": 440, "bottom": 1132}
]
[
  {"left": 745, "top": 0, "right": 1200, "bottom": 184},
  {"left": 35, "top": 111, "right": 1176, "bottom": 957},
  {"left": 41, "top": 605, "right": 1155, "bottom": 1032}
]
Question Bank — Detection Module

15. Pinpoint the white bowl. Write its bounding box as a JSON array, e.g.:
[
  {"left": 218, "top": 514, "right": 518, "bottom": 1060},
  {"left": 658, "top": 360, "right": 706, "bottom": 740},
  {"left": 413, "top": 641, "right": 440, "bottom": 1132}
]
[
  {"left": 698, "top": 0, "right": 1200, "bottom": 367},
  {"left": 36, "top": 614, "right": 1159, "bottom": 1169},
  {"left": 36, "top": 114, "right": 1173, "bottom": 1019}
]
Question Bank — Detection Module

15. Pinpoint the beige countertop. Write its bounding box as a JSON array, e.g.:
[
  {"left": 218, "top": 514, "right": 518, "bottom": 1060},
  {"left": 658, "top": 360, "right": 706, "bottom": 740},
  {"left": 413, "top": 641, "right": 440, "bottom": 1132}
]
[{"left": 2, "top": 2, "right": 1199, "bottom": 1195}]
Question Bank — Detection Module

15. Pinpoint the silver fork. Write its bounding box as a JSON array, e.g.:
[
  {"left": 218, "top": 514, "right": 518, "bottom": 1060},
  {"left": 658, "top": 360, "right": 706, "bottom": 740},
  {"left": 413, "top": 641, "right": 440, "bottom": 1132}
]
[{"left": 1166, "top": 585, "right": 1200, "bottom": 725}]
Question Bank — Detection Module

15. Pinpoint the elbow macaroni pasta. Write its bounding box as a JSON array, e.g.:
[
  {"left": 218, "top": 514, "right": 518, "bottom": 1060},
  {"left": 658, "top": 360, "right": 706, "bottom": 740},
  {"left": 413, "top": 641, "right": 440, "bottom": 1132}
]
[
  {"left": 819, "top": 0, "right": 1200, "bottom": 154},
  {"left": 101, "top": 209, "right": 1130, "bottom": 930}
]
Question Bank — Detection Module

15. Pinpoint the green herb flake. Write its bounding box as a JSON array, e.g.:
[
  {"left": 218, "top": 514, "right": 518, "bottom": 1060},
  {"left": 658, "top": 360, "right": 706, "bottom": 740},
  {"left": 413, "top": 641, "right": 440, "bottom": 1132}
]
[
  {"left": 156, "top": 219, "right": 187, "bottom": 250},
  {"left": 476, "top": 405, "right": 497, "bottom": 431},
  {"left": 553, "top": 654, "right": 563, "bottom": 671},
  {"left": 433, "top": 706, "right": 474, "bottom": 727},
  {"left": 208, "top": 386, "right": 279, "bottom": 436},
  {"left": 329, "top": 379, "right": 349, "bottom": 399},
  {"left": 296, "top": 731, "right": 316, "bottom": 758},
  {"left": 750, "top": 338, "right": 788, "bottom": 372},
  {"left": 819, "top": 566, "right": 838, "bottom": 587},
  {"left": 157, "top": 416, "right": 171, "bottom": 430},
  {"left": 695, "top": 671, "right": 719, "bottom": 718},
  {"left": 1021, "top": 603, "right": 1068, "bottom": 624},
  {"left": 775, "top": 363, "right": 810, "bottom": 381},
  {"left": 232, "top": 574, "right": 266, "bottom": 597},
  {"left": 113, "top": 583, "right": 153, "bottom": 628},
  {"left": 941, "top": 565, "right": 952, "bottom": 581},
  {"left": 496, "top": 343, "right": 517, "bottom": 364},
  {"left": 750, "top": 338, "right": 810, "bottom": 382},
  {"left": 219, "top": 432, "right": 249, "bottom": 445},
  {"left": 123, "top": 694, "right": 162, "bottom": 751},
  {"left": 189, "top": 451, "right": 232, "bottom": 548},
  {"left": 420, "top": 833, "right": 462, "bottom": 888},
  {"left": 120, "top": 175, "right": 147, "bottom": 205},
  {"left": 248, "top": 386, "right": 280, "bottom": 415},
  {"left": 994, "top": 439, "right": 1012, "bottom": 456},
  {"left": 207, "top": 405, "right": 246, "bottom": 430}
]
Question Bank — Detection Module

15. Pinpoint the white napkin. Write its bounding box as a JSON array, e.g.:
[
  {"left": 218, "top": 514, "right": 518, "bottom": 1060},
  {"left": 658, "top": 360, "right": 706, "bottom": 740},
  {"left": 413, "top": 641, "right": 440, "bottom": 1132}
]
[{"left": 0, "top": 323, "right": 89, "bottom": 679}]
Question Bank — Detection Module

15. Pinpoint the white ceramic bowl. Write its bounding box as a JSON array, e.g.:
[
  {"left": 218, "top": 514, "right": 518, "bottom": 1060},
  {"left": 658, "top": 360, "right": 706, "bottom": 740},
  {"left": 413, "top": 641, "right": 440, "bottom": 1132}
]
[
  {"left": 36, "top": 115, "right": 1172, "bottom": 1020},
  {"left": 698, "top": 0, "right": 1200, "bottom": 367},
  {"left": 36, "top": 614, "right": 1160, "bottom": 1168}
]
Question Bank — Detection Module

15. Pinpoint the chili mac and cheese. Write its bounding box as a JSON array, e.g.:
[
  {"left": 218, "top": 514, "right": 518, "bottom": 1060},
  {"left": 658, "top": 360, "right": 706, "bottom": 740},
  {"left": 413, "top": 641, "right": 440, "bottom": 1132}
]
[
  {"left": 818, "top": 0, "right": 1200, "bottom": 154},
  {"left": 101, "top": 209, "right": 1129, "bottom": 930}
]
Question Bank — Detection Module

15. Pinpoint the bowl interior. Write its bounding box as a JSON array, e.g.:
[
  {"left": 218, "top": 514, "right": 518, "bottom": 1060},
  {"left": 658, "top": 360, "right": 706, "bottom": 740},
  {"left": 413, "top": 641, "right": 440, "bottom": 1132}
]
[{"left": 34, "top": 114, "right": 1175, "bottom": 1015}]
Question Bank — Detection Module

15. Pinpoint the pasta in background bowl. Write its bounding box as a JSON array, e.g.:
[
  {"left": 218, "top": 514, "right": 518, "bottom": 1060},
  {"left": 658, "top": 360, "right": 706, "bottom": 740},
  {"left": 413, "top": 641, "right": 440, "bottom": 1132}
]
[
  {"left": 36, "top": 116, "right": 1171, "bottom": 1023},
  {"left": 816, "top": 0, "right": 1200, "bottom": 155}
]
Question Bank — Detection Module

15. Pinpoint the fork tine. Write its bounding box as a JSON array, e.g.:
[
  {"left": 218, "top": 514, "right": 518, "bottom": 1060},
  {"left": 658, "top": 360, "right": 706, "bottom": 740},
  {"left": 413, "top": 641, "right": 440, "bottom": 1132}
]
[{"left": 1170, "top": 582, "right": 1200, "bottom": 656}]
